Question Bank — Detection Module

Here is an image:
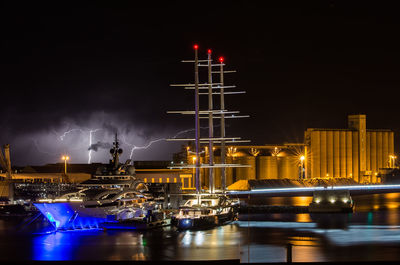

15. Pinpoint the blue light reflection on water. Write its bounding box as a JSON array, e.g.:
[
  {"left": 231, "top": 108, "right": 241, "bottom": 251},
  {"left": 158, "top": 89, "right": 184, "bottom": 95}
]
[
  {"left": 32, "top": 229, "right": 103, "bottom": 260},
  {"left": 33, "top": 232, "right": 73, "bottom": 260},
  {"left": 14, "top": 193, "right": 400, "bottom": 262}
]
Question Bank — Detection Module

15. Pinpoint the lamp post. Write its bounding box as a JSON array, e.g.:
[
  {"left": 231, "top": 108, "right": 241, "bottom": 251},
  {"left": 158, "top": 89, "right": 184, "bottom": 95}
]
[
  {"left": 389, "top": 155, "right": 397, "bottom": 168},
  {"left": 299, "top": 155, "right": 305, "bottom": 179},
  {"left": 62, "top": 155, "right": 69, "bottom": 174},
  {"left": 192, "top": 156, "right": 196, "bottom": 189}
]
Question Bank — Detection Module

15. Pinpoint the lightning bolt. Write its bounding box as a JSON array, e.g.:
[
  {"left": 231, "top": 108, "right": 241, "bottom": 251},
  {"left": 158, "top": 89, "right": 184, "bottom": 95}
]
[
  {"left": 57, "top": 128, "right": 102, "bottom": 164},
  {"left": 123, "top": 126, "right": 215, "bottom": 161},
  {"left": 56, "top": 125, "right": 221, "bottom": 164},
  {"left": 88, "top": 129, "right": 102, "bottom": 164},
  {"left": 59, "top": 129, "right": 84, "bottom": 141}
]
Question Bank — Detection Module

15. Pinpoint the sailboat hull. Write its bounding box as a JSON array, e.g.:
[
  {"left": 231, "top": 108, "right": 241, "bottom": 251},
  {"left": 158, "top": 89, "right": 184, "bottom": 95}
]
[{"left": 172, "top": 211, "right": 236, "bottom": 230}]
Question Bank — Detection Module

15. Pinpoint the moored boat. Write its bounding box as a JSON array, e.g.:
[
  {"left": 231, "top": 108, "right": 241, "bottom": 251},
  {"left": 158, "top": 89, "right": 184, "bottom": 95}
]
[
  {"left": 33, "top": 134, "right": 154, "bottom": 231},
  {"left": 171, "top": 195, "right": 238, "bottom": 230},
  {"left": 101, "top": 208, "right": 172, "bottom": 230},
  {"left": 308, "top": 189, "right": 354, "bottom": 213}
]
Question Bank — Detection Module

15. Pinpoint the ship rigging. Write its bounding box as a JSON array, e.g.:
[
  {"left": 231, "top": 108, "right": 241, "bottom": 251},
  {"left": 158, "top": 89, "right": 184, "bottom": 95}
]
[{"left": 168, "top": 44, "right": 249, "bottom": 229}]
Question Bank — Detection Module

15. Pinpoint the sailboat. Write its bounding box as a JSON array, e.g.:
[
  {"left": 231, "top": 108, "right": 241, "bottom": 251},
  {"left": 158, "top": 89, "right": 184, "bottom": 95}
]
[{"left": 168, "top": 45, "right": 248, "bottom": 230}]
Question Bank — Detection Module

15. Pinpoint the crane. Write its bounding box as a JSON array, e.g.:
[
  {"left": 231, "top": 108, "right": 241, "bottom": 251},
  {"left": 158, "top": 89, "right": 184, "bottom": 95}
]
[{"left": 0, "top": 144, "right": 14, "bottom": 203}]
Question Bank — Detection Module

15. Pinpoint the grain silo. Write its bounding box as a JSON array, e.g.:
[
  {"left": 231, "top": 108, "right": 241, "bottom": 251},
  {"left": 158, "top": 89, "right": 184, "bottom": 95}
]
[
  {"left": 257, "top": 156, "right": 278, "bottom": 179},
  {"left": 278, "top": 156, "right": 298, "bottom": 179},
  {"left": 236, "top": 156, "right": 256, "bottom": 180}
]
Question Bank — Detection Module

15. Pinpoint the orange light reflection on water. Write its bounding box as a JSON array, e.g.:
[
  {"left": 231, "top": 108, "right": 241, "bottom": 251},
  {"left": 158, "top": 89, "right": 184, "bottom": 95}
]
[
  {"left": 292, "top": 196, "right": 313, "bottom": 206},
  {"left": 265, "top": 196, "right": 312, "bottom": 206},
  {"left": 296, "top": 214, "right": 311, "bottom": 223}
]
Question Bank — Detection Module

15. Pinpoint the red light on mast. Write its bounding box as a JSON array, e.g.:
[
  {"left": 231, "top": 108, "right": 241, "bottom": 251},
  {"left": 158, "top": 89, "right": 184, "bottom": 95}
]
[
  {"left": 207, "top": 49, "right": 212, "bottom": 54},
  {"left": 219, "top": 56, "right": 224, "bottom": 63},
  {"left": 193, "top": 44, "right": 199, "bottom": 50}
]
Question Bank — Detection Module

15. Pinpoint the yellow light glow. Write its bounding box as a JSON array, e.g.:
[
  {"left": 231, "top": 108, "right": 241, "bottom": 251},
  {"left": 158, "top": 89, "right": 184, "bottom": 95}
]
[
  {"left": 250, "top": 148, "right": 260, "bottom": 157},
  {"left": 300, "top": 155, "right": 305, "bottom": 161}
]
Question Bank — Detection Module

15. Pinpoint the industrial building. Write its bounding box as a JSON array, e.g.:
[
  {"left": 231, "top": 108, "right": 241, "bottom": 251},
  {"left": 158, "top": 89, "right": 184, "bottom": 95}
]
[
  {"left": 305, "top": 114, "right": 395, "bottom": 183},
  {"left": 176, "top": 114, "right": 396, "bottom": 188}
]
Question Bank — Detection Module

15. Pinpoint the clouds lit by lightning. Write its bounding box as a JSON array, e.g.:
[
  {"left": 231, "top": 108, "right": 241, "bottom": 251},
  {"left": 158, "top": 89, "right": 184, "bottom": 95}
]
[
  {"left": 9, "top": 111, "right": 200, "bottom": 166},
  {"left": 58, "top": 128, "right": 102, "bottom": 164},
  {"left": 32, "top": 139, "right": 59, "bottom": 156},
  {"left": 25, "top": 118, "right": 220, "bottom": 166}
]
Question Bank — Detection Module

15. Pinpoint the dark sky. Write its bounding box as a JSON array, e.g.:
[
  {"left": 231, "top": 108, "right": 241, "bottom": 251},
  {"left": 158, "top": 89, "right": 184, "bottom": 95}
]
[{"left": 1, "top": 1, "right": 400, "bottom": 166}]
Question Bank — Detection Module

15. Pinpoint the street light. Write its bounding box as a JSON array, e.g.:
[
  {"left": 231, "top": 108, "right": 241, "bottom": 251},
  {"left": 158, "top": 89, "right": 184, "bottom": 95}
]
[
  {"left": 61, "top": 155, "right": 70, "bottom": 174},
  {"left": 299, "top": 155, "right": 305, "bottom": 179},
  {"left": 192, "top": 156, "right": 197, "bottom": 189},
  {"left": 389, "top": 155, "right": 397, "bottom": 168}
]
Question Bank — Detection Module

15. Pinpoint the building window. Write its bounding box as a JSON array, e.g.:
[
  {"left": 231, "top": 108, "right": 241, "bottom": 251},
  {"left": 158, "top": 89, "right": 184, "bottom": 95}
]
[
  {"left": 174, "top": 178, "right": 177, "bottom": 183},
  {"left": 152, "top": 178, "right": 155, "bottom": 183},
  {"left": 159, "top": 178, "right": 162, "bottom": 183},
  {"left": 167, "top": 178, "right": 170, "bottom": 183},
  {"left": 144, "top": 178, "right": 147, "bottom": 183}
]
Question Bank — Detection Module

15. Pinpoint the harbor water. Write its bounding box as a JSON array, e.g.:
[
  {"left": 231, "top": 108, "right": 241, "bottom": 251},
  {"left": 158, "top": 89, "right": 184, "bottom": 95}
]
[{"left": 1, "top": 193, "right": 400, "bottom": 262}]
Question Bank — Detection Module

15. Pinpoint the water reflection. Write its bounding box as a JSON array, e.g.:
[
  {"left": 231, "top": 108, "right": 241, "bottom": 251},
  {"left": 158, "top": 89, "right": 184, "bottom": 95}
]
[
  {"left": 296, "top": 213, "right": 311, "bottom": 223},
  {"left": 309, "top": 213, "right": 350, "bottom": 229},
  {"left": 264, "top": 196, "right": 312, "bottom": 206},
  {"left": 2, "top": 193, "right": 400, "bottom": 262},
  {"left": 354, "top": 193, "right": 400, "bottom": 212}
]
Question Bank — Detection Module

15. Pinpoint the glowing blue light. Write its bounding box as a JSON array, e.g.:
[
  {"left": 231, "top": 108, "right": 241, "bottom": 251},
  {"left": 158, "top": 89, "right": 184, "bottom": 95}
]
[
  {"left": 45, "top": 212, "right": 60, "bottom": 228},
  {"left": 34, "top": 202, "right": 108, "bottom": 231}
]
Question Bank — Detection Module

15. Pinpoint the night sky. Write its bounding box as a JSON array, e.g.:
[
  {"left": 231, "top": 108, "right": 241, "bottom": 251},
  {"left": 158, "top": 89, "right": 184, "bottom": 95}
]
[{"left": 1, "top": 1, "right": 400, "bottom": 166}]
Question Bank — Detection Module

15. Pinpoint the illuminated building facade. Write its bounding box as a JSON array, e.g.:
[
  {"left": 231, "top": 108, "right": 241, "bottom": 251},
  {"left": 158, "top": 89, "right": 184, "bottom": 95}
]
[
  {"left": 179, "top": 114, "right": 396, "bottom": 187},
  {"left": 305, "top": 114, "right": 394, "bottom": 182}
]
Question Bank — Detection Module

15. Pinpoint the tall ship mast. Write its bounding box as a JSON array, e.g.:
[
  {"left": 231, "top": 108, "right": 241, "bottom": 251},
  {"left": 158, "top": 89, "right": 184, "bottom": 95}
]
[
  {"left": 168, "top": 44, "right": 249, "bottom": 195},
  {"left": 168, "top": 44, "right": 249, "bottom": 229}
]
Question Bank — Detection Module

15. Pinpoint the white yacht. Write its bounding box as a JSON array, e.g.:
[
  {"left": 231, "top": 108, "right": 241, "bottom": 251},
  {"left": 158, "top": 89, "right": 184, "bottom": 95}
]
[{"left": 33, "top": 134, "right": 155, "bottom": 231}]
